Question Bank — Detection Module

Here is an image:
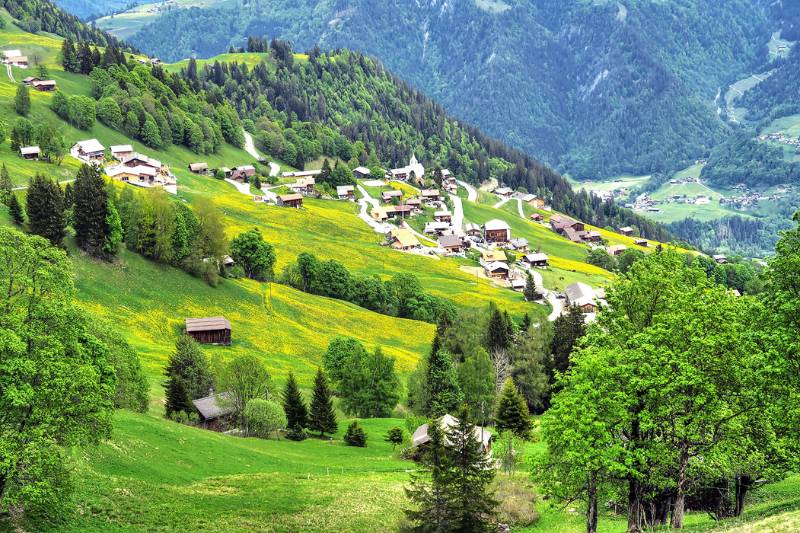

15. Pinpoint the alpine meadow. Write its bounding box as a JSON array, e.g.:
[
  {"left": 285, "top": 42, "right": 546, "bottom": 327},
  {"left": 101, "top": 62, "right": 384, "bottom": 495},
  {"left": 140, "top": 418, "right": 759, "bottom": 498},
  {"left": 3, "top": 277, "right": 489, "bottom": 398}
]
[{"left": 0, "top": 0, "right": 799, "bottom": 532}]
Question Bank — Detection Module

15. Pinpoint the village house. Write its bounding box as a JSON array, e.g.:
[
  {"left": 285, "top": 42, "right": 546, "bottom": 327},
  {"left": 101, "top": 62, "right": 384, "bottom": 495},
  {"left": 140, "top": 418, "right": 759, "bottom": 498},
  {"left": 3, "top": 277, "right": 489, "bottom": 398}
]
[
  {"left": 565, "top": 282, "right": 598, "bottom": 313},
  {"left": 185, "top": 317, "right": 232, "bottom": 345},
  {"left": 550, "top": 214, "right": 587, "bottom": 243},
  {"left": 607, "top": 244, "right": 628, "bottom": 256},
  {"left": 530, "top": 213, "right": 544, "bottom": 222},
  {"left": 22, "top": 76, "right": 38, "bottom": 85},
  {"left": 634, "top": 238, "right": 649, "bottom": 247},
  {"left": 584, "top": 230, "right": 602, "bottom": 242},
  {"left": 510, "top": 278, "right": 527, "bottom": 292},
  {"left": 371, "top": 206, "right": 390, "bottom": 222},
  {"left": 619, "top": 226, "right": 634, "bottom": 236},
  {"left": 405, "top": 197, "right": 422, "bottom": 211},
  {"left": 713, "top": 254, "right": 728, "bottom": 264},
  {"left": 484, "top": 261, "right": 510, "bottom": 279},
  {"left": 353, "top": 166, "right": 371, "bottom": 179},
  {"left": 421, "top": 189, "right": 441, "bottom": 203},
  {"left": 188, "top": 162, "right": 209, "bottom": 174},
  {"left": 19, "top": 145, "right": 40, "bottom": 160},
  {"left": 278, "top": 193, "right": 303, "bottom": 208},
  {"left": 290, "top": 177, "right": 316, "bottom": 195},
  {"left": 389, "top": 204, "right": 414, "bottom": 219},
  {"left": 105, "top": 164, "right": 157, "bottom": 184},
  {"left": 438, "top": 234, "right": 465, "bottom": 255},
  {"left": 527, "top": 196, "right": 546, "bottom": 209},
  {"left": 523, "top": 252, "right": 549, "bottom": 268},
  {"left": 411, "top": 414, "right": 492, "bottom": 457},
  {"left": 111, "top": 145, "right": 135, "bottom": 160},
  {"left": 434, "top": 211, "right": 452, "bottom": 223},
  {"left": 4, "top": 51, "right": 28, "bottom": 68},
  {"left": 481, "top": 249, "right": 507, "bottom": 263},
  {"left": 382, "top": 189, "right": 403, "bottom": 203},
  {"left": 465, "top": 223, "right": 482, "bottom": 238},
  {"left": 219, "top": 167, "right": 233, "bottom": 178},
  {"left": 2, "top": 50, "right": 22, "bottom": 62},
  {"left": 231, "top": 165, "right": 256, "bottom": 181},
  {"left": 31, "top": 79, "right": 57, "bottom": 91},
  {"left": 387, "top": 154, "right": 425, "bottom": 182},
  {"left": 72, "top": 139, "right": 105, "bottom": 163},
  {"left": 390, "top": 228, "right": 421, "bottom": 251},
  {"left": 424, "top": 221, "right": 451, "bottom": 235},
  {"left": 281, "top": 169, "right": 321, "bottom": 179},
  {"left": 509, "top": 238, "right": 529, "bottom": 253},
  {"left": 122, "top": 153, "right": 162, "bottom": 170},
  {"left": 192, "top": 391, "right": 235, "bottom": 431},
  {"left": 494, "top": 186, "right": 513, "bottom": 198},
  {"left": 337, "top": 185, "right": 355, "bottom": 200},
  {"left": 483, "top": 219, "right": 511, "bottom": 243}
]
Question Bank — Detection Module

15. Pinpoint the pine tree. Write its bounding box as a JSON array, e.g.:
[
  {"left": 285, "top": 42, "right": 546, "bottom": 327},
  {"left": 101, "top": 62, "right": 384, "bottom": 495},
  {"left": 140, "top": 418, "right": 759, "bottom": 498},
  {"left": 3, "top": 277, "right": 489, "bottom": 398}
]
[
  {"left": 486, "top": 304, "right": 512, "bottom": 353},
  {"left": 0, "top": 164, "right": 13, "bottom": 205},
  {"left": 308, "top": 367, "right": 337, "bottom": 437},
  {"left": 425, "top": 349, "right": 463, "bottom": 417},
  {"left": 550, "top": 304, "right": 586, "bottom": 375},
  {"left": 163, "top": 334, "right": 215, "bottom": 417},
  {"left": 14, "top": 84, "right": 30, "bottom": 116},
  {"left": 523, "top": 271, "right": 537, "bottom": 301},
  {"left": 385, "top": 427, "right": 404, "bottom": 449},
  {"left": 26, "top": 174, "right": 66, "bottom": 247},
  {"left": 494, "top": 378, "right": 532, "bottom": 439},
  {"left": 73, "top": 163, "right": 110, "bottom": 258},
  {"left": 282, "top": 372, "right": 308, "bottom": 431},
  {"left": 405, "top": 416, "right": 454, "bottom": 530},
  {"left": 343, "top": 420, "right": 367, "bottom": 447},
  {"left": 8, "top": 193, "right": 25, "bottom": 225}
]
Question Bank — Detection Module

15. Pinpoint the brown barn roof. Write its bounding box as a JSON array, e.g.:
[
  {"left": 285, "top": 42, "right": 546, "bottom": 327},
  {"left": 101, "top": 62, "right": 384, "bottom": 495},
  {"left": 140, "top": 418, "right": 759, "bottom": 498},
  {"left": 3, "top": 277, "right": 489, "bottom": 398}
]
[{"left": 185, "top": 317, "right": 231, "bottom": 332}]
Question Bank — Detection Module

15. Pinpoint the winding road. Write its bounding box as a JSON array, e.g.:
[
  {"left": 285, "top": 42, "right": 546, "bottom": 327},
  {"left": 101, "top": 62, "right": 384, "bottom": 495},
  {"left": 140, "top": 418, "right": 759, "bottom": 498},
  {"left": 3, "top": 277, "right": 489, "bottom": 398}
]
[
  {"left": 5, "top": 63, "right": 14, "bottom": 82},
  {"left": 356, "top": 184, "right": 392, "bottom": 233},
  {"left": 456, "top": 179, "right": 477, "bottom": 202},
  {"left": 516, "top": 198, "right": 525, "bottom": 219},
  {"left": 243, "top": 130, "right": 279, "bottom": 177},
  {"left": 449, "top": 193, "right": 465, "bottom": 233}
]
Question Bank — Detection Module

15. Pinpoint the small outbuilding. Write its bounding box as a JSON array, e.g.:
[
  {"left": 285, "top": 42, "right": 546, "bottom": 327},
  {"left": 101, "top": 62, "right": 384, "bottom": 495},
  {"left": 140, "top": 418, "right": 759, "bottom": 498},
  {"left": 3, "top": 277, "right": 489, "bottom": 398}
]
[
  {"left": 337, "top": 185, "right": 355, "bottom": 200},
  {"left": 524, "top": 253, "right": 549, "bottom": 268},
  {"left": 20, "top": 145, "right": 40, "bottom": 160},
  {"left": 185, "top": 317, "right": 232, "bottom": 345},
  {"left": 188, "top": 162, "right": 209, "bottom": 174},
  {"left": 411, "top": 414, "right": 492, "bottom": 457},
  {"left": 192, "top": 391, "right": 235, "bottom": 431},
  {"left": 278, "top": 193, "right": 304, "bottom": 208}
]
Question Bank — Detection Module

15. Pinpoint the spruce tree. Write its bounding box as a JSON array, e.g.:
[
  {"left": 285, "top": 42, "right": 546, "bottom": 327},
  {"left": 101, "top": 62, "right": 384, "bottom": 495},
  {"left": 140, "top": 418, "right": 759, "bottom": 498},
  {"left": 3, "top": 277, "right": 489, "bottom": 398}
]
[
  {"left": 486, "top": 304, "right": 512, "bottom": 353},
  {"left": 308, "top": 367, "right": 337, "bottom": 437},
  {"left": 343, "top": 420, "right": 367, "bottom": 447},
  {"left": 163, "top": 334, "right": 215, "bottom": 417},
  {"left": 425, "top": 349, "right": 463, "bottom": 417},
  {"left": 282, "top": 372, "right": 308, "bottom": 430},
  {"left": 405, "top": 416, "right": 454, "bottom": 530},
  {"left": 26, "top": 174, "right": 66, "bottom": 247},
  {"left": 14, "top": 84, "right": 30, "bottom": 116},
  {"left": 73, "top": 163, "right": 110, "bottom": 258},
  {"left": 0, "top": 164, "right": 13, "bottom": 205},
  {"left": 550, "top": 304, "right": 586, "bottom": 375},
  {"left": 494, "top": 378, "right": 532, "bottom": 439},
  {"left": 8, "top": 193, "right": 25, "bottom": 225},
  {"left": 523, "top": 271, "right": 537, "bottom": 301}
]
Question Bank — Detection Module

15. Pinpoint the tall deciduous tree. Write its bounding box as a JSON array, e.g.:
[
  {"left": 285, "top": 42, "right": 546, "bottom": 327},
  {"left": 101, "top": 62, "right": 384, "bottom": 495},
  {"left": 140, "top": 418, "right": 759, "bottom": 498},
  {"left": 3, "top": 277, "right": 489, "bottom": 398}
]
[
  {"left": 0, "top": 164, "right": 12, "bottom": 205},
  {"left": 74, "top": 163, "right": 111, "bottom": 258},
  {"left": 308, "top": 367, "right": 337, "bottom": 437},
  {"left": 26, "top": 173, "right": 66, "bottom": 247},
  {"left": 230, "top": 228, "right": 276, "bottom": 280},
  {"left": 457, "top": 348, "right": 496, "bottom": 424},
  {"left": 0, "top": 227, "right": 115, "bottom": 518},
  {"left": 217, "top": 354, "right": 271, "bottom": 422}
]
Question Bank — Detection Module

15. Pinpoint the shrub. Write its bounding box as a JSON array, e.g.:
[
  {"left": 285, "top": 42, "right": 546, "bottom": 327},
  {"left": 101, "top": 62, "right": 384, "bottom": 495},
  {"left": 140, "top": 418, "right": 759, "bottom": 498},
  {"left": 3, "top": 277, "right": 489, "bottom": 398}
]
[
  {"left": 244, "top": 399, "right": 285, "bottom": 439},
  {"left": 285, "top": 423, "right": 307, "bottom": 441},
  {"left": 343, "top": 421, "right": 367, "bottom": 447},
  {"left": 493, "top": 477, "right": 539, "bottom": 527}
]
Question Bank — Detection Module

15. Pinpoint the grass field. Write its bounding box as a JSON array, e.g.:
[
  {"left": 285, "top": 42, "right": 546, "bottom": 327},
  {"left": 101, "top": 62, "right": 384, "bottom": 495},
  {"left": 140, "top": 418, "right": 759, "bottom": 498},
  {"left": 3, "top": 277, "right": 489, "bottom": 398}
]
[
  {"left": 96, "top": 0, "right": 236, "bottom": 40},
  {"left": 569, "top": 174, "right": 650, "bottom": 195}
]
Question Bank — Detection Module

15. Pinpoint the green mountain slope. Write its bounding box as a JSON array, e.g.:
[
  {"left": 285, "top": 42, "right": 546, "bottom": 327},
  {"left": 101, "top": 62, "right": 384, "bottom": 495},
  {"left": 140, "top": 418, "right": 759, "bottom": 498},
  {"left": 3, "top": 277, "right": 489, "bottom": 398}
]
[{"left": 112, "top": 0, "right": 771, "bottom": 179}]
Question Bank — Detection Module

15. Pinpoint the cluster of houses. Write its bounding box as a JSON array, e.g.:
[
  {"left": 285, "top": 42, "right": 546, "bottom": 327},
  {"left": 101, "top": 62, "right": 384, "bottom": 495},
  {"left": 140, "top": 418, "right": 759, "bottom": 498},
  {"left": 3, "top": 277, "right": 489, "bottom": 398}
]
[
  {"left": 758, "top": 132, "right": 800, "bottom": 150},
  {"left": 371, "top": 187, "right": 443, "bottom": 223},
  {"left": 22, "top": 75, "right": 57, "bottom": 91},
  {"left": 549, "top": 214, "right": 602, "bottom": 244},
  {"left": 189, "top": 162, "right": 257, "bottom": 182},
  {"left": 67, "top": 140, "right": 178, "bottom": 193},
  {"left": 386, "top": 154, "right": 425, "bottom": 182},
  {"left": 2, "top": 49, "right": 28, "bottom": 68}
]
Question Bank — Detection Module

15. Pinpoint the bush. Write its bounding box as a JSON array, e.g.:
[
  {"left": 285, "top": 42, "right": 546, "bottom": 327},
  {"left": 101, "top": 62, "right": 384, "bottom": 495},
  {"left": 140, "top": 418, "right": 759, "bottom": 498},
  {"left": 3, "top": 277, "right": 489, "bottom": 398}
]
[
  {"left": 344, "top": 421, "right": 367, "bottom": 447},
  {"left": 493, "top": 477, "right": 539, "bottom": 527},
  {"left": 285, "top": 423, "right": 307, "bottom": 441},
  {"left": 244, "top": 399, "right": 286, "bottom": 439}
]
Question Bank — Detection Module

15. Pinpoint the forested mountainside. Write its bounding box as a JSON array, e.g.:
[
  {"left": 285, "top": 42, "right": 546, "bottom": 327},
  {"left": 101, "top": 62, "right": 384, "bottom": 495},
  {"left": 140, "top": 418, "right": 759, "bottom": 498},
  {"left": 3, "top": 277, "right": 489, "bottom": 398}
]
[
  {"left": 737, "top": 47, "right": 800, "bottom": 122},
  {"left": 121, "top": 0, "right": 771, "bottom": 179},
  {"left": 54, "top": 0, "right": 134, "bottom": 19}
]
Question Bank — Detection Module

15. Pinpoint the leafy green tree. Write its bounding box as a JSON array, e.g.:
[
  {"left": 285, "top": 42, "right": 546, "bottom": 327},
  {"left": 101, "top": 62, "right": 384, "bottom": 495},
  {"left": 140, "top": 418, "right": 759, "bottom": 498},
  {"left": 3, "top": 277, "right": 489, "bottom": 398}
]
[
  {"left": 616, "top": 248, "right": 645, "bottom": 274},
  {"left": 343, "top": 421, "right": 367, "bottom": 447},
  {"left": 218, "top": 354, "right": 271, "bottom": 422},
  {"left": 486, "top": 303, "right": 514, "bottom": 353},
  {"left": 103, "top": 199, "right": 123, "bottom": 257},
  {"left": 586, "top": 248, "right": 616, "bottom": 271},
  {"left": 96, "top": 97, "right": 123, "bottom": 129},
  {"left": 243, "top": 399, "right": 285, "bottom": 438},
  {"left": 230, "top": 228, "right": 276, "bottom": 280},
  {"left": 338, "top": 346, "right": 401, "bottom": 418},
  {"left": 14, "top": 83, "right": 30, "bottom": 116},
  {"left": 494, "top": 378, "right": 532, "bottom": 439},
  {"left": 163, "top": 334, "right": 215, "bottom": 417},
  {"left": 282, "top": 372, "right": 308, "bottom": 431},
  {"left": 308, "top": 367, "right": 337, "bottom": 437},
  {"left": 0, "top": 227, "right": 115, "bottom": 519},
  {"left": 385, "top": 427, "right": 404, "bottom": 449},
  {"left": 74, "top": 163, "right": 111, "bottom": 258},
  {"left": 323, "top": 336, "right": 369, "bottom": 386},
  {"left": 140, "top": 115, "right": 162, "bottom": 147},
  {"left": 8, "top": 193, "right": 25, "bottom": 225},
  {"left": 90, "top": 320, "right": 149, "bottom": 412},
  {"left": 10, "top": 117, "right": 34, "bottom": 151},
  {"left": 26, "top": 173, "right": 66, "bottom": 247},
  {"left": 457, "top": 348, "right": 496, "bottom": 424},
  {"left": 66, "top": 95, "right": 96, "bottom": 129},
  {"left": 511, "top": 322, "right": 552, "bottom": 412},
  {"left": 35, "top": 123, "right": 67, "bottom": 164},
  {"left": 425, "top": 348, "right": 463, "bottom": 417}
]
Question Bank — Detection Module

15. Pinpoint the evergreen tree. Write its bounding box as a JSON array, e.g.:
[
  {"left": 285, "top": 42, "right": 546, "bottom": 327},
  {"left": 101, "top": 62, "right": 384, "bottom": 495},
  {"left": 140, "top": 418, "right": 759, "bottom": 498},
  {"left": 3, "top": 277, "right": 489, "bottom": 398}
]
[
  {"left": 405, "top": 415, "right": 453, "bottom": 530},
  {"left": 282, "top": 372, "right": 308, "bottom": 431},
  {"left": 103, "top": 199, "right": 123, "bottom": 257},
  {"left": 73, "top": 163, "right": 111, "bottom": 258},
  {"left": 343, "top": 420, "right": 367, "bottom": 447},
  {"left": 425, "top": 349, "right": 463, "bottom": 416},
  {"left": 523, "top": 271, "right": 538, "bottom": 301},
  {"left": 494, "top": 378, "right": 532, "bottom": 439},
  {"left": 163, "top": 334, "right": 215, "bottom": 417},
  {"left": 14, "top": 83, "right": 30, "bottom": 116},
  {"left": 550, "top": 304, "right": 586, "bottom": 375},
  {"left": 457, "top": 349, "right": 496, "bottom": 424},
  {"left": 0, "top": 164, "right": 12, "bottom": 205},
  {"left": 486, "top": 304, "right": 513, "bottom": 353},
  {"left": 385, "top": 427, "right": 404, "bottom": 449},
  {"left": 8, "top": 193, "right": 25, "bottom": 225},
  {"left": 26, "top": 173, "right": 66, "bottom": 247},
  {"left": 308, "top": 367, "right": 337, "bottom": 437}
]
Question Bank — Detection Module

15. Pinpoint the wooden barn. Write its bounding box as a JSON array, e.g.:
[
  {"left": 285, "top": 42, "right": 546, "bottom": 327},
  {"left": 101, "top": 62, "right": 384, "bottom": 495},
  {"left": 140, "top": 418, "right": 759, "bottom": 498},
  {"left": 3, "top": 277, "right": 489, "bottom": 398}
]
[
  {"left": 192, "top": 391, "right": 235, "bottom": 431},
  {"left": 185, "top": 317, "right": 231, "bottom": 345}
]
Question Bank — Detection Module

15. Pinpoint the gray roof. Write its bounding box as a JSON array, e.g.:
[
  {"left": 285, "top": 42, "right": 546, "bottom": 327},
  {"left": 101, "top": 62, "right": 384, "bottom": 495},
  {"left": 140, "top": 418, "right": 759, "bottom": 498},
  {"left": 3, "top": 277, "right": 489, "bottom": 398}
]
[
  {"left": 438, "top": 234, "right": 463, "bottom": 248},
  {"left": 185, "top": 316, "right": 231, "bottom": 332},
  {"left": 565, "top": 282, "right": 596, "bottom": 307},
  {"left": 192, "top": 392, "right": 234, "bottom": 420},
  {"left": 412, "top": 414, "right": 491, "bottom": 450}
]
